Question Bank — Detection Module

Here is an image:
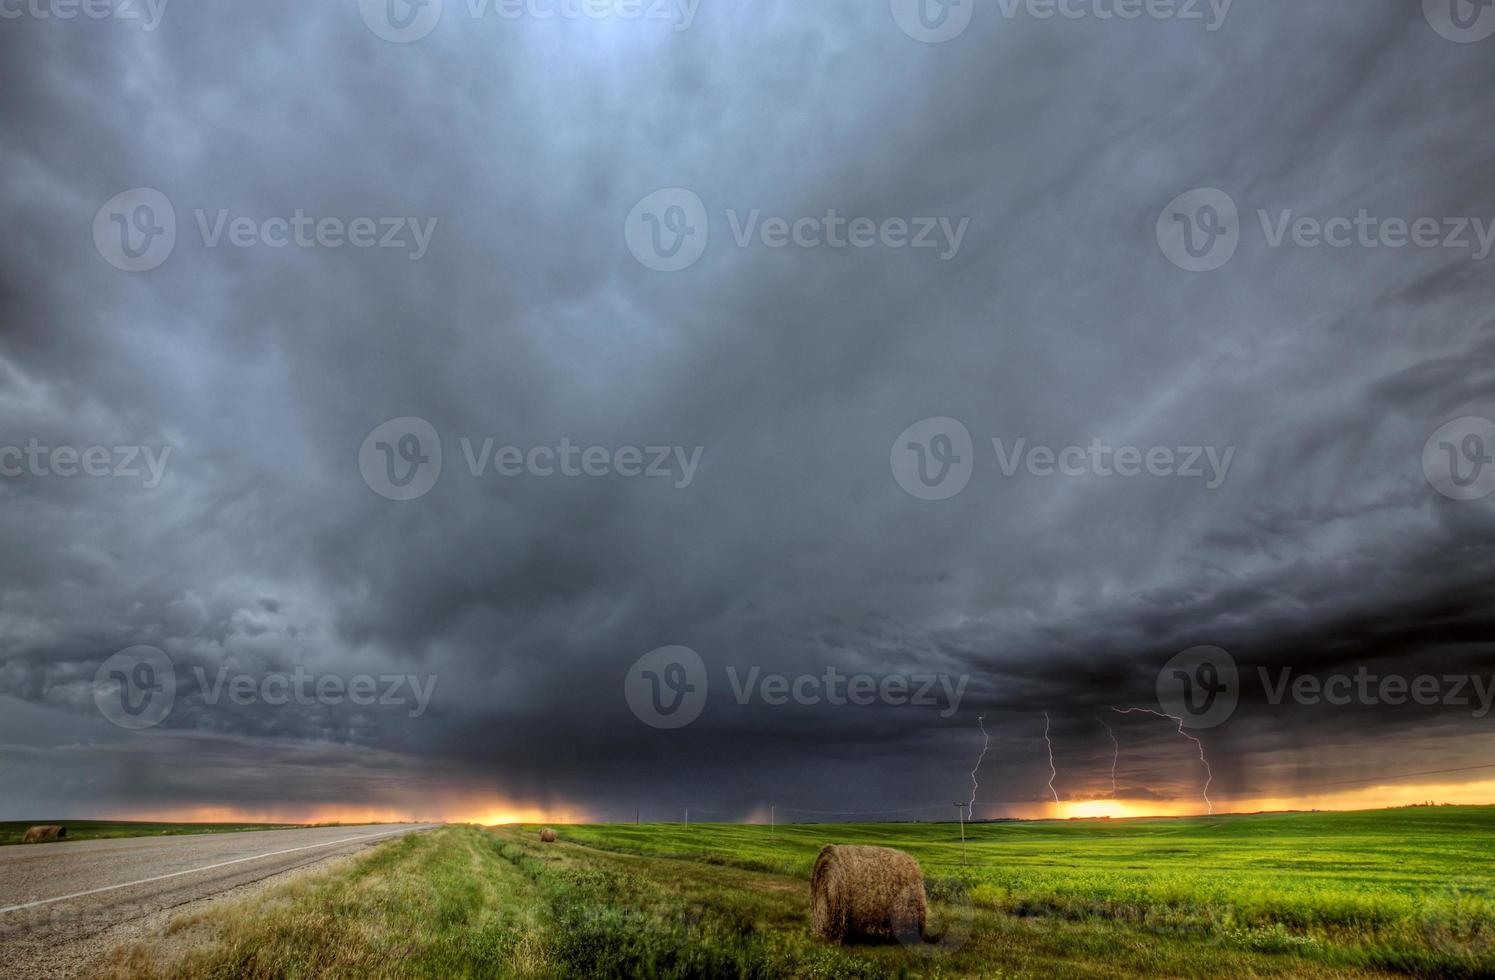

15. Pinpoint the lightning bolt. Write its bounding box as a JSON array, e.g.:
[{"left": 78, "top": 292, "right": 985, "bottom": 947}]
[
  {"left": 1098, "top": 716, "right": 1119, "bottom": 798},
  {"left": 968, "top": 715, "right": 990, "bottom": 814},
  {"left": 1042, "top": 711, "right": 1059, "bottom": 803},
  {"left": 1112, "top": 707, "right": 1213, "bottom": 815}
]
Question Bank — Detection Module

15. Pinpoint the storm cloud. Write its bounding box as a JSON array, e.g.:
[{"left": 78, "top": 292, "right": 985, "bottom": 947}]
[{"left": 3, "top": 0, "right": 1495, "bottom": 822}]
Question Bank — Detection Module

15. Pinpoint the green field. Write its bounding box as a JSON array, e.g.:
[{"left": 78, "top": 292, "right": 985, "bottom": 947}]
[
  {"left": 0, "top": 820, "right": 299, "bottom": 846},
  {"left": 96, "top": 808, "right": 1495, "bottom": 979}
]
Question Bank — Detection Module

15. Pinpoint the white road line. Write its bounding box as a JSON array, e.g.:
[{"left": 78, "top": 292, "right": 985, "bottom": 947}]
[{"left": 0, "top": 828, "right": 422, "bottom": 915}]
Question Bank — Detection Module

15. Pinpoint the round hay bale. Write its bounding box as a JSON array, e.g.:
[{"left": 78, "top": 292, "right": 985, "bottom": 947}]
[
  {"left": 811, "top": 844, "right": 926, "bottom": 945},
  {"left": 21, "top": 825, "right": 66, "bottom": 844},
  {"left": 538, "top": 827, "right": 557, "bottom": 843}
]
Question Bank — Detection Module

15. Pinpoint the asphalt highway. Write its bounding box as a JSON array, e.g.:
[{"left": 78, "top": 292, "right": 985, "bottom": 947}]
[{"left": 0, "top": 823, "right": 436, "bottom": 978}]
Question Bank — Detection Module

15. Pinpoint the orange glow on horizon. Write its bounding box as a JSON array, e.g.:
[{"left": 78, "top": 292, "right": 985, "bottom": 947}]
[
  {"left": 1217, "top": 778, "right": 1495, "bottom": 817},
  {"left": 102, "top": 804, "right": 428, "bottom": 825},
  {"left": 1053, "top": 799, "right": 1185, "bottom": 820},
  {"left": 1021, "top": 779, "right": 1495, "bottom": 821},
  {"left": 462, "top": 804, "right": 595, "bottom": 826},
  {"left": 100, "top": 798, "right": 597, "bottom": 827},
  {"left": 90, "top": 781, "right": 1495, "bottom": 827}
]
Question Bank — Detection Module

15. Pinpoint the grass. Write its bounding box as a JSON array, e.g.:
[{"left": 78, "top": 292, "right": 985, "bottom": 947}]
[
  {"left": 0, "top": 820, "right": 304, "bottom": 846},
  {"left": 89, "top": 808, "right": 1495, "bottom": 979},
  {"left": 95, "top": 825, "right": 550, "bottom": 980},
  {"left": 559, "top": 808, "right": 1495, "bottom": 977}
]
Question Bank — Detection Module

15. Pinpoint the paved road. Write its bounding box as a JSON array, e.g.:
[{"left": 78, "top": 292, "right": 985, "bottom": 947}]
[{"left": 0, "top": 823, "right": 436, "bottom": 978}]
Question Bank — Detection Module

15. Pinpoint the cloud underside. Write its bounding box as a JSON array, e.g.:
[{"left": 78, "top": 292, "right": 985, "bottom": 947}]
[{"left": 2, "top": 0, "right": 1495, "bottom": 818}]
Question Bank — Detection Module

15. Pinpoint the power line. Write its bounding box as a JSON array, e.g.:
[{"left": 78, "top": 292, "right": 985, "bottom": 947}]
[
  {"left": 1294, "top": 762, "right": 1495, "bottom": 789},
  {"left": 659, "top": 802, "right": 954, "bottom": 818},
  {"left": 774, "top": 803, "right": 952, "bottom": 815},
  {"left": 662, "top": 762, "right": 1495, "bottom": 821}
]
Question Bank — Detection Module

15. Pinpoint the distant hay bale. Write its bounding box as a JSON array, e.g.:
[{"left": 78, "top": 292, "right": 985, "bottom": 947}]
[
  {"left": 539, "top": 828, "right": 557, "bottom": 843},
  {"left": 21, "top": 825, "right": 66, "bottom": 843},
  {"left": 811, "top": 844, "right": 926, "bottom": 945}
]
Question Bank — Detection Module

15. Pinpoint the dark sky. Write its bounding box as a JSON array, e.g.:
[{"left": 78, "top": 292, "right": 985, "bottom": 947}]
[{"left": 4, "top": 0, "right": 1495, "bottom": 822}]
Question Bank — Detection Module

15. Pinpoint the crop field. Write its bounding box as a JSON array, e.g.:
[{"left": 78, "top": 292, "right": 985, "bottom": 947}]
[
  {"left": 96, "top": 808, "right": 1495, "bottom": 979},
  {"left": 0, "top": 820, "right": 300, "bottom": 846}
]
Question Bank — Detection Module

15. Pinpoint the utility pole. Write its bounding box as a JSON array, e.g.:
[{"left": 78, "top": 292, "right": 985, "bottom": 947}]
[
  {"left": 770, "top": 805, "right": 775, "bottom": 834},
  {"left": 684, "top": 807, "right": 689, "bottom": 829},
  {"left": 636, "top": 808, "right": 640, "bottom": 826},
  {"left": 954, "top": 802, "right": 970, "bottom": 865}
]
